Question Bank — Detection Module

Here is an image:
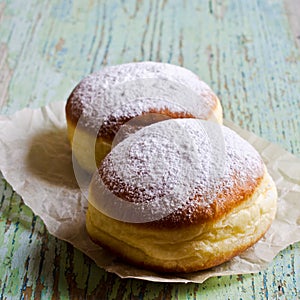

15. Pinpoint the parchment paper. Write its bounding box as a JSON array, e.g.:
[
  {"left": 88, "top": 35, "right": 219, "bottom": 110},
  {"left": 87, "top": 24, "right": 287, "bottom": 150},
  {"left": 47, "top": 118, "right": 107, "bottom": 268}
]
[{"left": 0, "top": 101, "right": 299, "bottom": 283}]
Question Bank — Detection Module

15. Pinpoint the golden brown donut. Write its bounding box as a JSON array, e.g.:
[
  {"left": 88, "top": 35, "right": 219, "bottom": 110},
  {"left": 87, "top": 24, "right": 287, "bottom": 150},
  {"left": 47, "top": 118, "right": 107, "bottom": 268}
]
[
  {"left": 86, "top": 119, "right": 277, "bottom": 273},
  {"left": 65, "top": 62, "right": 222, "bottom": 172}
]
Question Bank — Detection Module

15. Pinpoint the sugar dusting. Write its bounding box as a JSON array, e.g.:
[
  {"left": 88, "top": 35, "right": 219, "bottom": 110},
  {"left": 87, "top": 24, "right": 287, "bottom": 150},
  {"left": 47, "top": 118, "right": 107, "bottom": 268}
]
[
  {"left": 91, "top": 119, "right": 264, "bottom": 223},
  {"left": 98, "top": 97, "right": 191, "bottom": 138},
  {"left": 68, "top": 62, "right": 217, "bottom": 133}
]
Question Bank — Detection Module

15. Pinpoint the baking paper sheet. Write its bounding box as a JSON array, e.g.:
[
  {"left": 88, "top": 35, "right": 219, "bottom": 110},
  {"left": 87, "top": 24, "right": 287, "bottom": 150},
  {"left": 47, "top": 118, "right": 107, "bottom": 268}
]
[{"left": 0, "top": 101, "right": 299, "bottom": 283}]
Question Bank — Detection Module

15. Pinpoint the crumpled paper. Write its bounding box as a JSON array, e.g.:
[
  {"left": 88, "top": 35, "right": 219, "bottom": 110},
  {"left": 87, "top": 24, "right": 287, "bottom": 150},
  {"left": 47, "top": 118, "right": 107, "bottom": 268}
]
[{"left": 0, "top": 101, "right": 299, "bottom": 283}]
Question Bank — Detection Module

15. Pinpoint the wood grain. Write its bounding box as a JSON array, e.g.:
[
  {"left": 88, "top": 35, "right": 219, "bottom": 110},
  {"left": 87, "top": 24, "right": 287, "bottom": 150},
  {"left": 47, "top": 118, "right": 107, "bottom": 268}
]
[{"left": 0, "top": 0, "right": 299, "bottom": 299}]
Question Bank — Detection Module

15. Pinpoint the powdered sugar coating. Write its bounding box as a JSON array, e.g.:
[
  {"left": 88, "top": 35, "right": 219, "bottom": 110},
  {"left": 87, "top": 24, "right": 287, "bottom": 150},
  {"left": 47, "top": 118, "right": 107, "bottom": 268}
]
[
  {"left": 67, "top": 62, "right": 218, "bottom": 135},
  {"left": 99, "top": 97, "right": 193, "bottom": 138},
  {"left": 90, "top": 119, "right": 264, "bottom": 225}
]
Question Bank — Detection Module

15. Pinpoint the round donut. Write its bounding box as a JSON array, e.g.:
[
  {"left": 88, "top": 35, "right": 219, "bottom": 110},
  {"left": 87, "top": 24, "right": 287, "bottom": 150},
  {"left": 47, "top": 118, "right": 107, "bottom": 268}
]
[
  {"left": 65, "top": 62, "right": 222, "bottom": 172},
  {"left": 86, "top": 119, "right": 277, "bottom": 273}
]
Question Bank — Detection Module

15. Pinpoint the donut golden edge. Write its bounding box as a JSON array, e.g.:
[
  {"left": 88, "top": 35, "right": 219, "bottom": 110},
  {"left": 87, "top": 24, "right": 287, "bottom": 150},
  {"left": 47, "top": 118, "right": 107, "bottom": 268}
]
[
  {"left": 66, "top": 115, "right": 112, "bottom": 173},
  {"left": 86, "top": 168, "right": 277, "bottom": 273}
]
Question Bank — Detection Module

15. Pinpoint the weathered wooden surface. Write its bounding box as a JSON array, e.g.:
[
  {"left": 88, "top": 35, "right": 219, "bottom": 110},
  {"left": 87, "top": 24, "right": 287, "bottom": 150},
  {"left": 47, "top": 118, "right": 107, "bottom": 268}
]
[{"left": 0, "top": 0, "right": 299, "bottom": 299}]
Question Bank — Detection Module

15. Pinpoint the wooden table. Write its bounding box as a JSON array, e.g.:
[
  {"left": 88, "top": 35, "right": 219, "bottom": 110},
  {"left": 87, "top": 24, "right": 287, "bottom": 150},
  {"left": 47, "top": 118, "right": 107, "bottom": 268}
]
[{"left": 0, "top": 0, "right": 299, "bottom": 299}]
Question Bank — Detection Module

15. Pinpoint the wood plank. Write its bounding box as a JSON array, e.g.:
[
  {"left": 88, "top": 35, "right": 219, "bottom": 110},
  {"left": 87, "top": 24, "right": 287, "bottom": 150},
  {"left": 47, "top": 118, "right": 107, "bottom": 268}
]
[{"left": 0, "top": 0, "right": 299, "bottom": 298}]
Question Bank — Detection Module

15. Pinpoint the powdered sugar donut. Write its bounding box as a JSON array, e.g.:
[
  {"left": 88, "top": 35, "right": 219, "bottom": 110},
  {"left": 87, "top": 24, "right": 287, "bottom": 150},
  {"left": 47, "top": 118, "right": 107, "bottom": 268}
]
[
  {"left": 86, "top": 119, "right": 277, "bottom": 273},
  {"left": 66, "top": 62, "right": 222, "bottom": 172}
]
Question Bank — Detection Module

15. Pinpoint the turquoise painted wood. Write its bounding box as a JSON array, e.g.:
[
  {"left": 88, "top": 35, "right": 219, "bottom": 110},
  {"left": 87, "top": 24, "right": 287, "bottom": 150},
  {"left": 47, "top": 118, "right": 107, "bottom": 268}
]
[{"left": 0, "top": 0, "right": 299, "bottom": 299}]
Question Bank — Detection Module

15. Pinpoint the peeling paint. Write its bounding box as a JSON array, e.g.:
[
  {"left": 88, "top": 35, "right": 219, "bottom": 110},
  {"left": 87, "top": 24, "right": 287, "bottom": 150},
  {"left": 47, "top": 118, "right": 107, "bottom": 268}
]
[{"left": 0, "top": 43, "right": 13, "bottom": 110}]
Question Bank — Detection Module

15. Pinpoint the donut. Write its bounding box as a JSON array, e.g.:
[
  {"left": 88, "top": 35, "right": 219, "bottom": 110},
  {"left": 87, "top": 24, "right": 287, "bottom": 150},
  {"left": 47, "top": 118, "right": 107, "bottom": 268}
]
[
  {"left": 65, "top": 62, "right": 222, "bottom": 172},
  {"left": 86, "top": 119, "right": 277, "bottom": 273}
]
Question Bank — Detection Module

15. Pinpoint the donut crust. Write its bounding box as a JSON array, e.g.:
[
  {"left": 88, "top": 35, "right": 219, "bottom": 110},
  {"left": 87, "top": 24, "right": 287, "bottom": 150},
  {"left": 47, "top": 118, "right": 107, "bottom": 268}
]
[{"left": 86, "top": 170, "right": 277, "bottom": 273}]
